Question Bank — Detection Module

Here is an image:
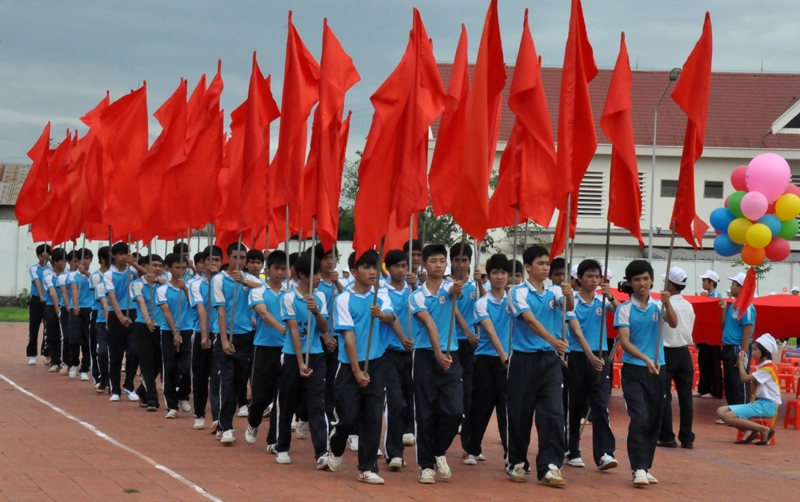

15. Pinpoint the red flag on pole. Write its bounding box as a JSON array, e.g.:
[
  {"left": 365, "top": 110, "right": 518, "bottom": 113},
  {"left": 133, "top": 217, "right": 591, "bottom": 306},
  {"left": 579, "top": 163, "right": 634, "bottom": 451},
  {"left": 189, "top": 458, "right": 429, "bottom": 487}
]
[
  {"left": 31, "top": 130, "right": 74, "bottom": 244},
  {"left": 489, "top": 10, "right": 557, "bottom": 229},
  {"left": 353, "top": 8, "right": 446, "bottom": 258},
  {"left": 15, "top": 122, "right": 52, "bottom": 227},
  {"left": 670, "top": 13, "right": 713, "bottom": 249},
  {"left": 552, "top": 0, "right": 598, "bottom": 258},
  {"left": 68, "top": 95, "right": 109, "bottom": 236},
  {"left": 303, "top": 19, "right": 360, "bottom": 252},
  {"left": 601, "top": 32, "right": 644, "bottom": 246},
  {"left": 693, "top": 214, "right": 710, "bottom": 249},
  {"left": 734, "top": 267, "right": 757, "bottom": 313}
]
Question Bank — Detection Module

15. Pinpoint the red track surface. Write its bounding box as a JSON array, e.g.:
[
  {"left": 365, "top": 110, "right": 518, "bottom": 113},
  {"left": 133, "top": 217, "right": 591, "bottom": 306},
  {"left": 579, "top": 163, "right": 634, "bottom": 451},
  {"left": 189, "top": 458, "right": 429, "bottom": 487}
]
[{"left": 1, "top": 322, "right": 798, "bottom": 501}]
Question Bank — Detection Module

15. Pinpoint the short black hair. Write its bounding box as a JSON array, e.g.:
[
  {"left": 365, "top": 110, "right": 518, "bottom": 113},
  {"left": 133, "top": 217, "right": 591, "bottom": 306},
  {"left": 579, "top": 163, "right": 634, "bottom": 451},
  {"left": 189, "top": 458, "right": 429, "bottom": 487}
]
[
  {"left": 246, "top": 249, "right": 265, "bottom": 263},
  {"left": 36, "top": 244, "right": 52, "bottom": 256},
  {"left": 513, "top": 260, "right": 524, "bottom": 275},
  {"left": 703, "top": 277, "right": 718, "bottom": 289},
  {"left": 226, "top": 242, "right": 248, "bottom": 257},
  {"left": 97, "top": 246, "right": 110, "bottom": 266},
  {"left": 193, "top": 252, "right": 205, "bottom": 264},
  {"left": 403, "top": 239, "right": 423, "bottom": 253},
  {"left": 203, "top": 245, "right": 223, "bottom": 259},
  {"left": 294, "top": 253, "right": 321, "bottom": 279},
  {"left": 755, "top": 342, "right": 773, "bottom": 360},
  {"left": 51, "top": 248, "right": 65, "bottom": 262},
  {"left": 625, "top": 260, "right": 654, "bottom": 282},
  {"left": 79, "top": 248, "right": 93, "bottom": 259},
  {"left": 138, "top": 254, "right": 163, "bottom": 267},
  {"left": 313, "top": 242, "right": 336, "bottom": 259},
  {"left": 577, "top": 259, "right": 602, "bottom": 278},
  {"left": 164, "top": 253, "right": 185, "bottom": 268},
  {"left": 669, "top": 281, "right": 686, "bottom": 293},
  {"left": 111, "top": 242, "right": 129, "bottom": 255},
  {"left": 384, "top": 249, "right": 408, "bottom": 268},
  {"left": 550, "top": 257, "right": 566, "bottom": 271},
  {"left": 486, "top": 254, "right": 511, "bottom": 274},
  {"left": 131, "top": 252, "right": 140, "bottom": 260},
  {"left": 449, "top": 242, "right": 472, "bottom": 262},
  {"left": 348, "top": 250, "right": 379, "bottom": 270},
  {"left": 66, "top": 250, "right": 75, "bottom": 262},
  {"left": 289, "top": 252, "right": 299, "bottom": 268},
  {"left": 422, "top": 244, "right": 447, "bottom": 262},
  {"left": 267, "top": 250, "right": 287, "bottom": 269},
  {"left": 173, "top": 242, "right": 190, "bottom": 254},
  {"left": 522, "top": 245, "right": 549, "bottom": 265}
]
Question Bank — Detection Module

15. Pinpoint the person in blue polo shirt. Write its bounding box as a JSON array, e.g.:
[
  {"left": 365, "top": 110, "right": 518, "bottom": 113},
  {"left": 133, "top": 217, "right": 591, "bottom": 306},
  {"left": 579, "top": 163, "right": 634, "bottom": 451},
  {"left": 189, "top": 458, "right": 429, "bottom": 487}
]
[
  {"left": 326, "top": 250, "right": 395, "bottom": 485},
  {"left": 43, "top": 248, "right": 66, "bottom": 372},
  {"left": 26, "top": 243, "right": 52, "bottom": 365},
  {"left": 132, "top": 254, "right": 165, "bottom": 411},
  {"left": 506, "top": 245, "right": 573, "bottom": 486},
  {"left": 275, "top": 253, "right": 333, "bottom": 468},
  {"left": 58, "top": 251, "right": 75, "bottom": 376},
  {"left": 245, "top": 250, "right": 288, "bottom": 451},
  {"left": 66, "top": 250, "right": 94, "bottom": 380},
  {"left": 696, "top": 269, "right": 723, "bottom": 399},
  {"left": 614, "top": 259, "right": 677, "bottom": 486},
  {"left": 464, "top": 253, "right": 512, "bottom": 465},
  {"left": 313, "top": 243, "right": 344, "bottom": 425},
  {"left": 408, "top": 243, "right": 464, "bottom": 485},
  {"left": 89, "top": 247, "right": 111, "bottom": 390},
  {"left": 719, "top": 272, "right": 757, "bottom": 409}
]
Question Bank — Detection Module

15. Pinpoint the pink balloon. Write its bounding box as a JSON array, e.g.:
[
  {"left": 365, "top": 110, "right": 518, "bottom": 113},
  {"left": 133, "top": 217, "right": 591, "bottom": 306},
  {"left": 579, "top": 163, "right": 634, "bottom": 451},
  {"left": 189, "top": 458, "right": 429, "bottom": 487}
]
[
  {"left": 765, "top": 237, "right": 791, "bottom": 262},
  {"left": 785, "top": 184, "right": 800, "bottom": 197},
  {"left": 724, "top": 195, "right": 730, "bottom": 208},
  {"left": 746, "top": 153, "right": 791, "bottom": 203},
  {"left": 740, "top": 191, "right": 768, "bottom": 220},
  {"left": 731, "top": 166, "right": 748, "bottom": 191}
]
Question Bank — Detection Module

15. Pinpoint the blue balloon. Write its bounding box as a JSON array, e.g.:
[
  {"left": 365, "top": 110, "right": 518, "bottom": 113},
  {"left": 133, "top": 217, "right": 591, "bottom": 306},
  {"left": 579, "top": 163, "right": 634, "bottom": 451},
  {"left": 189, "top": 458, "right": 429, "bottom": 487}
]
[
  {"left": 710, "top": 207, "right": 736, "bottom": 233},
  {"left": 714, "top": 233, "right": 743, "bottom": 257},
  {"left": 758, "top": 214, "right": 782, "bottom": 238}
]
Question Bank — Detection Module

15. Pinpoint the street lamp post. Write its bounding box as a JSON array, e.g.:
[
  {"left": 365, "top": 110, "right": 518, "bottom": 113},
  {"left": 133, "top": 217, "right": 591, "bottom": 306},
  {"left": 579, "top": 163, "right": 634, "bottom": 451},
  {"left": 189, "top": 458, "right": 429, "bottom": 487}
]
[{"left": 647, "top": 68, "right": 682, "bottom": 262}]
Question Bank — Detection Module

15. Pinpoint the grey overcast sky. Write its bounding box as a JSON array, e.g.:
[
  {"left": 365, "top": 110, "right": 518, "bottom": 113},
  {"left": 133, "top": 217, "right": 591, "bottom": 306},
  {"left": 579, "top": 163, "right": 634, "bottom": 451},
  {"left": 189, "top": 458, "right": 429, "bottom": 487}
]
[{"left": 1, "top": 0, "right": 799, "bottom": 162}]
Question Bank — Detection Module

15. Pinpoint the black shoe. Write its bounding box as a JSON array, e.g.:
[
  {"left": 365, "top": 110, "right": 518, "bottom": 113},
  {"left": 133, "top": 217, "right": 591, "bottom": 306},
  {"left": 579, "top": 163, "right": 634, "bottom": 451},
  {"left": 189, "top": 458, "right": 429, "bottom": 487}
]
[
  {"left": 657, "top": 440, "right": 678, "bottom": 448},
  {"left": 147, "top": 404, "right": 158, "bottom": 412},
  {"left": 139, "top": 401, "right": 148, "bottom": 408},
  {"left": 680, "top": 442, "right": 693, "bottom": 449}
]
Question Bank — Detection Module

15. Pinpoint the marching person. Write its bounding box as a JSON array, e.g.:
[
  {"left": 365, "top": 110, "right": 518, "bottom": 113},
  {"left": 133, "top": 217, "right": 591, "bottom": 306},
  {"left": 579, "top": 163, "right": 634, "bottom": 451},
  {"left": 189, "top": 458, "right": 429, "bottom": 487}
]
[
  {"left": 89, "top": 247, "right": 110, "bottom": 389},
  {"left": 191, "top": 247, "right": 223, "bottom": 431},
  {"left": 67, "top": 250, "right": 94, "bottom": 380},
  {"left": 131, "top": 254, "right": 165, "bottom": 411},
  {"left": 696, "top": 270, "right": 723, "bottom": 399},
  {"left": 26, "top": 244, "right": 51, "bottom": 365},
  {"left": 42, "top": 248, "right": 66, "bottom": 373}
]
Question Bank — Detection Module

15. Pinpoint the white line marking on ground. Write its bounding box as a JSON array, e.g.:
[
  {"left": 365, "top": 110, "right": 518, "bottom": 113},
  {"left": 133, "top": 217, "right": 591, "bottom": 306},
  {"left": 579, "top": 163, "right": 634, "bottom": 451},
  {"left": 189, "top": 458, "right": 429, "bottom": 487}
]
[{"left": 0, "top": 372, "right": 223, "bottom": 502}]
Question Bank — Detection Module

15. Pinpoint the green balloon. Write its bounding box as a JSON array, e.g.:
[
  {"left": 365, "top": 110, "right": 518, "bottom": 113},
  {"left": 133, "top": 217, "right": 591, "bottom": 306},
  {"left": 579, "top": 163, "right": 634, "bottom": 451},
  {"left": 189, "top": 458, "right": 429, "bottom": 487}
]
[
  {"left": 728, "top": 191, "right": 747, "bottom": 219},
  {"left": 778, "top": 218, "right": 799, "bottom": 240}
]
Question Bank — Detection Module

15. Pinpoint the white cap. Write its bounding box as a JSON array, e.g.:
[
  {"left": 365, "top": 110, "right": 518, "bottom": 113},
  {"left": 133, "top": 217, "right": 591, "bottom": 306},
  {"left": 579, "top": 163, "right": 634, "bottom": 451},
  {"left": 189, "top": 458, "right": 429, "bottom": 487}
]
[
  {"left": 699, "top": 270, "right": 720, "bottom": 283},
  {"left": 756, "top": 333, "right": 778, "bottom": 357},
  {"left": 770, "top": 291, "right": 777, "bottom": 295},
  {"left": 792, "top": 286, "right": 799, "bottom": 293},
  {"left": 602, "top": 266, "right": 612, "bottom": 281},
  {"left": 727, "top": 272, "right": 747, "bottom": 286},
  {"left": 661, "top": 266, "right": 688, "bottom": 286},
  {"left": 726, "top": 289, "right": 731, "bottom": 293},
  {"left": 570, "top": 265, "right": 578, "bottom": 279}
]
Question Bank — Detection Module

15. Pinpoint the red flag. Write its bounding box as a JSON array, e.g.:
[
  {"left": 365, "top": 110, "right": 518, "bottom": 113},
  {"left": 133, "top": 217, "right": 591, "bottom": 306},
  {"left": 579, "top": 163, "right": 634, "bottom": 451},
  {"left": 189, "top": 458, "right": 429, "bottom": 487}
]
[
  {"left": 384, "top": 210, "right": 417, "bottom": 258},
  {"left": 734, "top": 267, "right": 757, "bottom": 313},
  {"left": 670, "top": 13, "right": 713, "bottom": 249},
  {"left": 430, "top": 25, "right": 469, "bottom": 218},
  {"left": 353, "top": 9, "right": 446, "bottom": 258},
  {"left": 693, "top": 214, "right": 710, "bottom": 249},
  {"left": 79, "top": 93, "right": 109, "bottom": 226},
  {"left": 552, "top": 0, "right": 598, "bottom": 258},
  {"left": 270, "top": 11, "right": 320, "bottom": 236},
  {"left": 450, "top": 0, "right": 505, "bottom": 241},
  {"left": 95, "top": 85, "right": 148, "bottom": 238},
  {"left": 601, "top": 32, "right": 644, "bottom": 246},
  {"left": 15, "top": 123, "right": 52, "bottom": 227},
  {"left": 489, "top": 10, "right": 557, "bottom": 229},
  {"left": 303, "top": 20, "right": 361, "bottom": 252},
  {"left": 31, "top": 130, "right": 74, "bottom": 244}
]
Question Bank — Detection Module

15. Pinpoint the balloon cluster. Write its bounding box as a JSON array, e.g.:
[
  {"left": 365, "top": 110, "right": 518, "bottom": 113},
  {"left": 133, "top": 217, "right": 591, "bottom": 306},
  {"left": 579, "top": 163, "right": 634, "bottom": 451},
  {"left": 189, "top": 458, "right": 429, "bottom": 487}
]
[{"left": 711, "top": 153, "right": 800, "bottom": 266}]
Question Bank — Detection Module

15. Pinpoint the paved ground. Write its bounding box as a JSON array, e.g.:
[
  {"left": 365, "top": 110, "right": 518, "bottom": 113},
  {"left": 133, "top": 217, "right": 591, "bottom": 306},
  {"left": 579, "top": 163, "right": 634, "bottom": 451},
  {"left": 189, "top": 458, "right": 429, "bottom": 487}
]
[{"left": 0, "top": 322, "right": 798, "bottom": 501}]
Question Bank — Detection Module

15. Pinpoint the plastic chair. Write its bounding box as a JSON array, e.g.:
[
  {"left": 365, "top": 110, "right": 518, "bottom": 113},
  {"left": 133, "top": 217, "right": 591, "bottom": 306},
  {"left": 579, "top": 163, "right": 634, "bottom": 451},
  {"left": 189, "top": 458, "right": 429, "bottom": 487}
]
[
  {"left": 612, "top": 363, "right": 622, "bottom": 389},
  {"left": 778, "top": 374, "right": 796, "bottom": 394},
  {"left": 783, "top": 400, "right": 800, "bottom": 430},
  {"left": 735, "top": 417, "right": 776, "bottom": 444}
]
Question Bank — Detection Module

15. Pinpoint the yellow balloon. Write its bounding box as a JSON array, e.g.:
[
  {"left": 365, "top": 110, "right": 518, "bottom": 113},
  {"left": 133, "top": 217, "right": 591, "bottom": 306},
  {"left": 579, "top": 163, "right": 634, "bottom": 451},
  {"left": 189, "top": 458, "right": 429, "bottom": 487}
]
[
  {"left": 728, "top": 218, "right": 753, "bottom": 245},
  {"left": 745, "top": 223, "right": 772, "bottom": 249},
  {"left": 775, "top": 193, "right": 800, "bottom": 221}
]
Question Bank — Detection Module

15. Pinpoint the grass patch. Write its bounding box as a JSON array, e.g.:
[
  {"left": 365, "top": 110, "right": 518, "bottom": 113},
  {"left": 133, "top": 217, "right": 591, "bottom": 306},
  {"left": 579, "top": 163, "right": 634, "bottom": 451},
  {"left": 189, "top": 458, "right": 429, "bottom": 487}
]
[
  {"left": 122, "top": 488, "right": 140, "bottom": 494},
  {"left": 0, "top": 307, "right": 28, "bottom": 322}
]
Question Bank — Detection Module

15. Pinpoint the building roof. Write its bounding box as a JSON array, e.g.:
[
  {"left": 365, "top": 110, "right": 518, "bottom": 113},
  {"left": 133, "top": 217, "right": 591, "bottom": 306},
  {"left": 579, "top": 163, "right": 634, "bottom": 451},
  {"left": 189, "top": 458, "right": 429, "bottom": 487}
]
[
  {"left": 433, "top": 64, "right": 800, "bottom": 150},
  {"left": 0, "top": 164, "right": 30, "bottom": 205}
]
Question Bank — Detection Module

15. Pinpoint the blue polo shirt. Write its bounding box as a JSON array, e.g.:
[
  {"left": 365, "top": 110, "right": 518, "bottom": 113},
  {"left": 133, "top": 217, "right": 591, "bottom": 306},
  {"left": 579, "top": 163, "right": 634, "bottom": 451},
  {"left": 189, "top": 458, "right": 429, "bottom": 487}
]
[
  {"left": 508, "top": 281, "right": 567, "bottom": 353},
  {"left": 28, "top": 263, "right": 49, "bottom": 298},
  {"left": 42, "top": 269, "right": 59, "bottom": 307},
  {"left": 614, "top": 295, "right": 666, "bottom": 366},
  {"left": 408, "top": 279, "right": 458, "bottom": 352},
  {"left": 456, "top": 279, "right": 478, "bottom": 341},
  {"left": 334, "top": 288, "right": 393, "bottom": 363},
  {"left": 190, "top": 276, "right": 217, "bottom": 333},
  {"left": 211, "top": 271, "right": 255, "bottom": 335},
  {"left": 722, "top": 302, "right": 756, "bottom": 347},
  {"left": 156, "top": 282, "right": 194, "bottom": 331},
  {"left": 249, "top": 283, "right": 285, "bottom": 347},
  {"left": 707, "top": 290, "right": 722, "bottom": 299},
  {"left": 103, "top": 265, "right": 138, "bottom": 314},
  {"left": 383, "top": 281, "right": 410, "bottom": 352},
  {"left": 89, "top": 270, "right": 105, "bottom": 311},
  {"left": 281, "top": 290, "right": 328, "bottom": 355},
  {"left": 67, "top": 271, "right": 94, "bottom": 309},
  {"left": 131, "top": 277, "right": 163, "bottom": 326},
  {"left": 567, "top": 293, "right": 614, "bottom": 352},
  {"left": 473, "top": 291, "right": 511, "bottom": 357},
  {"left": 57, "top": 270, "right": 73, "bottom": 309},
  {"left": 94, "top": 280, "right": 108, "bottom": 323}
]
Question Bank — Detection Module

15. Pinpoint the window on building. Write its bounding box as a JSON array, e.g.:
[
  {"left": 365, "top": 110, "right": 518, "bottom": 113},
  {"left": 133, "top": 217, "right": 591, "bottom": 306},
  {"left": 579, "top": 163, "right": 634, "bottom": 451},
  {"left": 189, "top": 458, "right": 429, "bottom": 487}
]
[
  {"left": 660, "top": 179, "right": 678, "bottom": 198},
  {"left": 577, "top": 171, "right": 604, "bottom": 217},
  {"left": 703, "top": 181, "right": 724, "bottom": 199},
  {"left": 639, "top": 172, "right": 646, "bottom": 219}
]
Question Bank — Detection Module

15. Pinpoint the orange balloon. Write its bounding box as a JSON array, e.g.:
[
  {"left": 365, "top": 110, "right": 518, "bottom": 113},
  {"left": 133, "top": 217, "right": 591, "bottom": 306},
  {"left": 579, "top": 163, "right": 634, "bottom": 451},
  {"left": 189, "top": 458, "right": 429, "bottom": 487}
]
[{"left": 741, "top": 244, "right": 766, "bottom": 266}]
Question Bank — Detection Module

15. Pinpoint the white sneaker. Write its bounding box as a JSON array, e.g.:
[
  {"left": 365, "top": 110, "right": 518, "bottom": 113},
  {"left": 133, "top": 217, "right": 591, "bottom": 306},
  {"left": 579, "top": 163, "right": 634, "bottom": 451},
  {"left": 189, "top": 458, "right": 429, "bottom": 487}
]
[
  {"left": 377, "top": 448, "right": 383, "bottom": 458},
  {"left": 542, "top": 464, "right": 566, "bottom": 487},
  {"left": 194, "top": 418, "right": 205, "bottom": 430},
  {"left": 48, "top": 364, "right": 59, "bottom": 372},
  {"left": 210, "top": 421, "right": 219, "bottom": 433},
  {"left": 633, "top": 469, "right": 649, "bottom": 485},
  {"left": 715, "top": 418, "right": 726, "bottom": 425},
  {"left": 402, "top": 433, "right": 416, "bottom": 446},
  {"left": 316, "top": 455, "right": 330, "bottom": 470},
  {"left": 28, "top": 357, "right": 37, "bottom": 365},
  {"left": 509, "top": 462, "right": 527, "bottom": 483},
  {"left": 418, "top": 468, "right": 436, "bottom": 484},
  {"left": 388, "top": 457, "right": 403, "bottom": 471},
  {"left": 109, "top": 394, "right": 120, "bottom": 402},
  {"left": 59, "top": 363, "right": 69, "bottom": 375},
  {"left": 327, "top": 453, "right": 343, "bottom": 472},
  {"left": 215, "top": 430, "right": 223, "bottom": 440},
  {"left": 435, "top": 455, "right": 451, "bottom": 479},
  {"left": 165, "top": 409, "right": 177, "bottom": 419},
  {"left": 358, "top": 471, "right": 384, "bottom": 484},
  {"left": 44, "top": 356, "right": 51, "bottom": 366},
  {"left": 276, "top": 452, "right": 291, "bottom": 464},
  {"left": 568, "top": 457, "right": 585, "bottom": 468},
  {"left": 701, "top": 393, "right": 714, "bottom": 399},
  {"left": 266, "top": 444, "right": 277, "bottom": 455},
  {"left": 477, "top": 454, "right": 487, "bottom": 461},
  {"left": 263, "top": 403, "right": 273, "bottom": 418},
  {"left": 646, "top": 472, "right": 658, "bottom": 484},
  {"left": 220, "top": 430, "right": 235, "bottom": 445},
  {"left": 463, "top": 454, "right": 478, "bottom": 465},
  {"left": 126, "top": 391, "right": 139, "bottom": 402},
  {"left": 180, "top": 400, "right": 192, "bottom": 414},
  {"left": 598, "top": 454, "right": 619, "bottom": 471},
  {"left": 348, "top": 434, "right": 359, "bottom": 451},
  {"left": 291, "top": 417, "right": 298, "bottom": 430},
  {"left": 237, "top": 405, "right": 249, "bottom": 417},
  {"left": 295, "top": 421, "right": 309, "bottom": 439},
  {"left": 245, "top": 425, "right": 258, "bottom": 444},
  {"left": 68, "top": 366, "right": 79, "bottom": 379},
  {"left": 79, "top": 372, "right": 89, "bottom": 381}
]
